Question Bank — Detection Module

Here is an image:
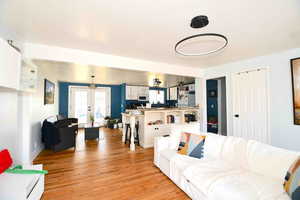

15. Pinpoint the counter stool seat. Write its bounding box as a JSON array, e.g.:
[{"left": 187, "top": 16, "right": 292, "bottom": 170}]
[{"left": 125, "top": 122, "right": 140, "bottom": 146}]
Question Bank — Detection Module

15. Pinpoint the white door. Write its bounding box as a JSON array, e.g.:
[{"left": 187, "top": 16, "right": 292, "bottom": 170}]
[
  {"left": 69, "top": 86, "right": 111, "bottom": 125},
  {"left": 69, "top": 87, "right": 91, "bottom": 124},
  {"left": 232, "top": 68, "right": 269, "bottom": 143},
  {"left": 93, "top": 87, "right": 111, "bottom": 125}
]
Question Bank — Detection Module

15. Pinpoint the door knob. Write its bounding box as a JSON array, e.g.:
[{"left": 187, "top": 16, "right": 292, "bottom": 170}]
[{"left": 234, "top": 114, "right": 239, "bottom": 118}]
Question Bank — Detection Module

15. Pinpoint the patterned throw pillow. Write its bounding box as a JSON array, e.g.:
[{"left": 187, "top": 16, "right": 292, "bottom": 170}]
[
  {"left": 177, "top": 132, "right": 205, "bottom": 159},
  {"left": 284, "top": 157, "right": 300, "bottom": 200}
]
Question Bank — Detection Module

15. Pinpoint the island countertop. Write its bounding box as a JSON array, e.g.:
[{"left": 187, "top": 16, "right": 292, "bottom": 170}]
[{"left": 125, "top": 106, "right": 200, "bottom": 113}]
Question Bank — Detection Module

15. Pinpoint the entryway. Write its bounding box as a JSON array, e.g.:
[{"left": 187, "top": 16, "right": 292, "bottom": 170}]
[
  {"left": 206, "top": 77, "right": 227, "bottom": 136},
  {"left": 68, "top": 86, "right": 111, "bottom": 126}
]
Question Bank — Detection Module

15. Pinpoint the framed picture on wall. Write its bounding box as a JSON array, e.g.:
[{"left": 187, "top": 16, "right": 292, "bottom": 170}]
[
  {"left": 44, "top": 79, "right": 55, "bottom": 105},
  {"left": 291, "top": 57, "right": 300, "bottom": 125}
]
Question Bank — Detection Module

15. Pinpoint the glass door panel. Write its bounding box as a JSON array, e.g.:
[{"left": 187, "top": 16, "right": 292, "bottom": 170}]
[
  {"left": 69, "top": 86, "right": 111, "bottom": 126},
  {"left": 74, "top": 90, "right": 89, "bottom": 124},
  {"left": 94, "top": 89, "right": 106, "bottom": 124}
]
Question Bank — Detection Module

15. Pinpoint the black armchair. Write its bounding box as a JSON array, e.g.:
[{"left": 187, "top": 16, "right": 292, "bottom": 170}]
[{"left": 42, "top": 117, "right": 78, "bottom": 152}]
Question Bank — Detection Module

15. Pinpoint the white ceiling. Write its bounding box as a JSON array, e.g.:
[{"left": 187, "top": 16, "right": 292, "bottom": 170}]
[
  {"left": 1, "top": 0, "right": 300, "bottom": 68},
  {"left": 33, "top": 60, "right": 194, "bottom": 87}
]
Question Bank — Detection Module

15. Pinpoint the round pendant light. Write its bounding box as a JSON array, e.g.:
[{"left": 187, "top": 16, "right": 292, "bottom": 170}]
[
  {"left": 175, "top": 33, "right": 228, "bottom": 56},
  {"left": 175, "top": 15, "right": 228, "bottom": 56}
]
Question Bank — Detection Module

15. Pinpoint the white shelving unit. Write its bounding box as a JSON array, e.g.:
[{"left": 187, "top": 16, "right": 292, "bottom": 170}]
[{"left": 137, "top": 108, "right": 200, "bottom": 148}]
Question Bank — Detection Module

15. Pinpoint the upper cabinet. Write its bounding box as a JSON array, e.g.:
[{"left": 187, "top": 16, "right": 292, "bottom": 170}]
[
  {"left": 188, "top": 84, "right": 195, "bottom": 92},
  {"left": 0, "top": 38, "right": 21, "bottom": 90},
  {"left": 169, "top": 87, "right": 178, "bottom": 100},
  {"left": 138, "top": 86, "right": 149, "bottom": 97},
  {"left": 126, "top": 85, "right": 149, "bottom": 100},
  {"left": 126, "top": 86, "right": 138, "bottom": 100}
]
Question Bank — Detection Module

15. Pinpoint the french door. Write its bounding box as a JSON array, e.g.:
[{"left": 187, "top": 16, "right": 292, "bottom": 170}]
[
  {"left": 69, "top": 86, "right": 111, "bottom": 125},
  {"left": 232, "top": 68, "right": 269, "bottom": 143}
]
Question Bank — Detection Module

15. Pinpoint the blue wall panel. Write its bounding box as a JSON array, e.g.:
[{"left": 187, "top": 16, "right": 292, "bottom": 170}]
[{"left": 206, "top": 80, "right": 218, "bottom": 118}]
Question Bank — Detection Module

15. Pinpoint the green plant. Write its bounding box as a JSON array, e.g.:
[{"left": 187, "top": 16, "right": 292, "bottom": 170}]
[
  {"left": 89, "top": 114, "right": 95, "bottom": 122},
  {"left": 104, "top": 116, "right": 111, "bottom": 120}
]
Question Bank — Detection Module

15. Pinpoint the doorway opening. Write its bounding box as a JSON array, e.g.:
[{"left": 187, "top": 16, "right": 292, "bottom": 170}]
[
  {"left": 206, "top": 77, "right": 227, "bottom": 136},
  {"left": 69, "top": 86, "right": 111, "bottom": 126}
]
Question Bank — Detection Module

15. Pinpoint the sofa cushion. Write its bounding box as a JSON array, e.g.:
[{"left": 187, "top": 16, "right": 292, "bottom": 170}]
[
  {"left": 284, "top": 157, "right": 300, "bottom": 200},
  {"left": 221, "top": 136, "right": 248, "bottom": 168},
  {"left": 177, "top": 132, "right": 205, "bottom": 159},
  {"left": 207, "top": 171, "right": 287, "bottom": 200},
  {"left": 246, "top": 140, "right": 299, "bottom": 180},
  {"left": 203, "top": 133, "right": 227, "bottom": 159},
  {"left": 170, "top": 154, "right": 203, "bottom": 186},
  {"left": 160, "top": 149, "right": 178, "bottom": 161},
  {"left": 183, "top": 159, "right": 244, "bottom": 196}
]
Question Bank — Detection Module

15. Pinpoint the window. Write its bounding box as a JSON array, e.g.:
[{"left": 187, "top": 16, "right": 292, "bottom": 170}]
[{"left": 149, "top": 90, "right": 165, "bottom": 104}]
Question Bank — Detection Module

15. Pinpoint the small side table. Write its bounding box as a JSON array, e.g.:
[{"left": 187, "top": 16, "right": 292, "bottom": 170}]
[{"left": 84, "top": 123, "right": 101, "bottom": 140}]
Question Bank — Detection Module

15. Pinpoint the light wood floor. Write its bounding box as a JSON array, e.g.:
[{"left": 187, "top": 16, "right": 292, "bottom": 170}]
[{"left": 34, "top": 128, "right": 190, "bottom": 200}]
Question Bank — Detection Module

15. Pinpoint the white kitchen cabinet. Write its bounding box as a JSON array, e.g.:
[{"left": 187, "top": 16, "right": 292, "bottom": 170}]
[
  {"left": 188, "top": 84, "right": 195, "bottom": 91},
  {"left": 169, "top": 87, "right": 178, "bottom": 100},
  {"left": 138, "top": 86, "right": 149, "bottom": 97},
  {"left": 0, "top": 38, "right": 21, "bottom": 90},
  {"left": 126, "top": 85, "right": 139, "bottom": 100},
  {"left": 126, "top": 85, "right": 149, "bottom": 100}
]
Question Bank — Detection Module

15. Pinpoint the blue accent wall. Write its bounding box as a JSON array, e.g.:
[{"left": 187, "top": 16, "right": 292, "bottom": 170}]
[
  {"left": 59, "top": 82, "right": 122, "bottom": 119},
  {"left": 206, "top": 80, "right": 218, "bottom": 118}
]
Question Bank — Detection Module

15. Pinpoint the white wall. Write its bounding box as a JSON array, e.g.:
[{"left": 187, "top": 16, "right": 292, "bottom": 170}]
[
  {"left": 18, "top": 64, "right": 59, "bottom": 163},
  {"left": 0, "top": 89, "right": 20, "bottom": 163},
  {"left": 200, "top": 48, "right": 300, "bottom": 151},
  {"left": 0, "top": 61, "right": 58, "bottom": 164}
]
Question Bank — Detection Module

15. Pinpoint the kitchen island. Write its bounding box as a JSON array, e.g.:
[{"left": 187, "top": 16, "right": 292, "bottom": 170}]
[{"left": 122, "top": 107, "right": 201, "bottom": 149}]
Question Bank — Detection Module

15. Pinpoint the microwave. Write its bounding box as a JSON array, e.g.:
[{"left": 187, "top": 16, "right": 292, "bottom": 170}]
[{"left": 138, "top": 96, "right": 148, "bottom": 101}]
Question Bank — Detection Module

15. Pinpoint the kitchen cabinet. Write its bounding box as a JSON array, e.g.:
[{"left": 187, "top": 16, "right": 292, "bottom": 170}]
[
  {"left": 126, "top": 85, "right": 149, "bottom": 100},
  {"left": 124, "top": 108, "right": 201, "bottom": 148},
  {"left": 169, "top": 87, "right": 178, "bottom": 100},
  {"left": 188, "top": 84, "right": 195, "bottom": 91},
  {"left": 138, "top": 86, "right": 149, "bottom": 97},
  {"left": 0, "top": 38, "right": 21, "bottom": 90}
]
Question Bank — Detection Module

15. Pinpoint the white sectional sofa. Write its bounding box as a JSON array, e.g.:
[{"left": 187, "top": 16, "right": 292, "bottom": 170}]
[{"left": 154, "top": 126, "right": 299, "bottom": 200}]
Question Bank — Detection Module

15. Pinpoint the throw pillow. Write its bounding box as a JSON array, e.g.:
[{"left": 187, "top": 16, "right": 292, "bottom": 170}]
[
  {"left": 177, "top": 132, "right": 205, "bottom": 159},
  {"left": 284, "top": 157, "right": 300, "bottom": 200},
  {"left": 0, "top": 149, "right": 13, "bottom": 174}
]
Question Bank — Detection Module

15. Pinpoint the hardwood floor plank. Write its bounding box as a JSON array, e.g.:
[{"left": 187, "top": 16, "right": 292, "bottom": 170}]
[{"left": 34, "top": 128, "right": 190, "bottom": 200}]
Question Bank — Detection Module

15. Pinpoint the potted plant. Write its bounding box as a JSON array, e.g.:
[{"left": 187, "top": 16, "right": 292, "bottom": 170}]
[
  {"left": 104, "top": 116, "right": 111, "bottom": 127},
  {"left": 117, "top": 119, "right": 122, "bottom": 129},
  {"left": 107, "top": 118, "right": 116, "bottom": 129},
  {"left": 90, "top": 114, "right": 95, "bottom": 126}
]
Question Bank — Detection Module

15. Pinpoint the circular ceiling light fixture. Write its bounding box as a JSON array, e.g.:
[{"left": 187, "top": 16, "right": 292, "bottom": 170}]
[
  {"left": 175, "top": 33, "right": 228, "bottom": 56},
  {"left": 175, "top": 15, "right": 228, "bottom": 56}
]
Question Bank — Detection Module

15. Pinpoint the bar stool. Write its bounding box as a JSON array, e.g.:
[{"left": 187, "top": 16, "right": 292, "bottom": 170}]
[{"left": 125, "top": 122, "right": 140, "bottom": 146}]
